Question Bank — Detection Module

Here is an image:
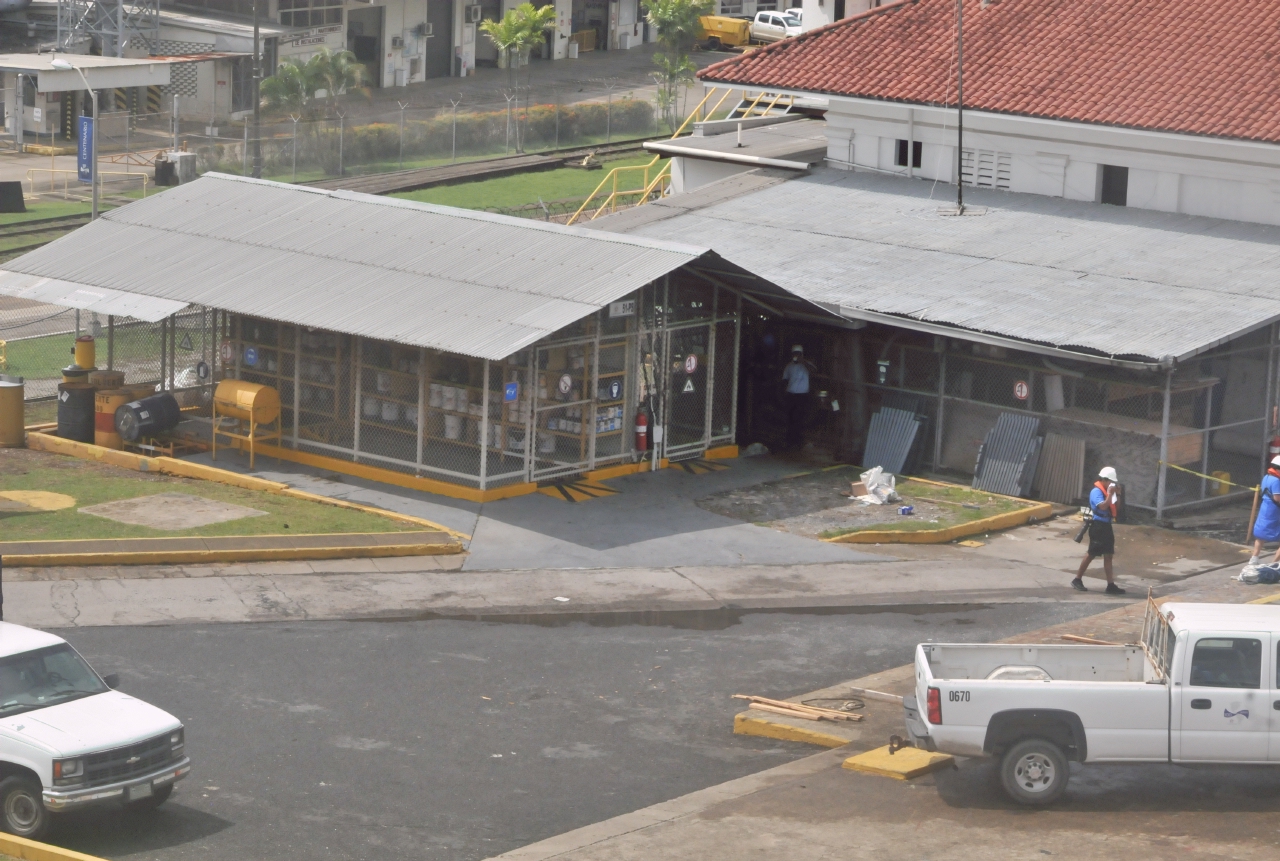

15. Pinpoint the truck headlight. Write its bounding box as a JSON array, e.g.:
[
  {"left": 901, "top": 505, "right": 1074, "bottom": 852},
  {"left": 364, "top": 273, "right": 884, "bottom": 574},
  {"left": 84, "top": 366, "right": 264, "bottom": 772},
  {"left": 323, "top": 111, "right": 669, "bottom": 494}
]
[
  {"left": 171, "top": 728, "right": 184, "bottom": 752},
  {"left": 53, "top": 758, "right": 83, "bottom": 786}
]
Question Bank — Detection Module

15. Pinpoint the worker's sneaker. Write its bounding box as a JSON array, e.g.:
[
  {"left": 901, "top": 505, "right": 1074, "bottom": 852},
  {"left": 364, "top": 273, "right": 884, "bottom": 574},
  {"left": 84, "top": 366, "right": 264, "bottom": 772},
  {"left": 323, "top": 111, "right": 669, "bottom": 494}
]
[
  {"left": 1070, "top": 578, "right": 1088, "bottom": 592},
  {"left": 1105, "top": 583, "right": 1127, "bottom": 595}
]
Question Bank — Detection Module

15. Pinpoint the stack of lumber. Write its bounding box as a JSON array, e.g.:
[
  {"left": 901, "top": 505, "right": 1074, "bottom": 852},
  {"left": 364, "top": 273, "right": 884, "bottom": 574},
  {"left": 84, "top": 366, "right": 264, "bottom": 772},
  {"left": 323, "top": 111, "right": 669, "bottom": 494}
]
[{"left": 732, "top": 694, "right": 863, "bottom": 722}]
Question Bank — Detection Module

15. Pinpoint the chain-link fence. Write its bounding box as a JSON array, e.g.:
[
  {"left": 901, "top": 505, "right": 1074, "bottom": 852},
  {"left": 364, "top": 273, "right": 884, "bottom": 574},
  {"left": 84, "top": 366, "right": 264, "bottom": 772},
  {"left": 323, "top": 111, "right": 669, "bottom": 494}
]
[{"left": 176, "top": 87, "right": 660, "bottom": 184}]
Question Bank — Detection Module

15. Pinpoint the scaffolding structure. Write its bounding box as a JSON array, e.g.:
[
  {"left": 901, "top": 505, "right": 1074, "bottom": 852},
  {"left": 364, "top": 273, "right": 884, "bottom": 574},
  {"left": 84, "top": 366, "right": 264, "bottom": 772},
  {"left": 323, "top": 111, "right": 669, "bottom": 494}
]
[{"left": 56, "top": 0, "right": 159, "bottom": 57}]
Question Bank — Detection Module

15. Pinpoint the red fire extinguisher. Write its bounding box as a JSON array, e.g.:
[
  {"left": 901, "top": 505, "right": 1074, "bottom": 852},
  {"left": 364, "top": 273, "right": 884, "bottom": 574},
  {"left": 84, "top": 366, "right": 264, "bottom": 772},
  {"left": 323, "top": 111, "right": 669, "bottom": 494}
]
[{"left": 636, "top": 409, "right": 649, "bottom": 452}]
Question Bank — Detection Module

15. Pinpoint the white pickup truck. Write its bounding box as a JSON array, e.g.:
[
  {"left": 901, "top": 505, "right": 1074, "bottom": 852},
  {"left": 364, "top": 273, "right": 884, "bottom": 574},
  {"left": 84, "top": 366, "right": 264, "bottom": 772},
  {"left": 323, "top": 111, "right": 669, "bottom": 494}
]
[
  {"left": 0, "top": 622, "right": 189, "bottom": 838},
  {"left": 904, "top": 600, "right": 1280, "bottom": 805}
]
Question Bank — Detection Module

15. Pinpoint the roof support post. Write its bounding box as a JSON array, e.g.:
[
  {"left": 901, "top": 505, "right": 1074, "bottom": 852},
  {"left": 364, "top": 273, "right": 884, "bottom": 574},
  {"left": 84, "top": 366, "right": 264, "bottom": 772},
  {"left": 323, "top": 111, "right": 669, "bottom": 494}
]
[
  {"left": 107, "top": 315, "right": 114, "bottom": 370},
  {"left": 480, "top": 358, "right": 490, "bottom": 490},
  {"left": 729, "top": 293, "right": 741, "bottom": 445},
  {"left": 353, "top": 336, "right": 362, "bottom": 463},
  {"left": 1156, "top": 367, "right": 1173, "bottom": 521},
  {"left": 1261, "top": 322, "right": 1278, "bottom": 481},
  {"left": 416, "top": 347, "right": 426, "bottom": 474},
  {"left": 293, "top": 325, "right": 301, "bottom": 449},
  {"left": 934, "top": 348, "right": 946, "bottom": 470}
]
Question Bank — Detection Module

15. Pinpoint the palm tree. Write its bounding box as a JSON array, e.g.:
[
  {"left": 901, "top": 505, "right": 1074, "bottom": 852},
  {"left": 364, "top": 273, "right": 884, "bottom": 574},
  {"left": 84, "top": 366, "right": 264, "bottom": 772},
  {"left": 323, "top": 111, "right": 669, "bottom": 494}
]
[
  {"left": 260, "top": 59, "right": 312, "bottom": 117},
  {"left": 643, "top": 0, "right": 713, "bottom": 131},
  {"left": 480, "top": 2, "right": 557, "bottom": 152}
]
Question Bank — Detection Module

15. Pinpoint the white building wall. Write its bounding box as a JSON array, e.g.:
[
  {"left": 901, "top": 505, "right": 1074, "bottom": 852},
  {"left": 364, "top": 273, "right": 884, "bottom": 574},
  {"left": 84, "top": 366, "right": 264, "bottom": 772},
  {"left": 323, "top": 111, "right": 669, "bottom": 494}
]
[{"left": 806, "top": 96, "right": 1280, "bottom": 226}]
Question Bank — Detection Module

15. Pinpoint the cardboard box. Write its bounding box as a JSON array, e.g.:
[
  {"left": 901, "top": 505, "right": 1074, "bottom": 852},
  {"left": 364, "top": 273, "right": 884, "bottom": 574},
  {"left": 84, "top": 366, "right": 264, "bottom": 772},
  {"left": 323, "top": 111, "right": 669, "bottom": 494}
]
[{"left": 851, "top": 481, "right": 867, "bottom": 497}]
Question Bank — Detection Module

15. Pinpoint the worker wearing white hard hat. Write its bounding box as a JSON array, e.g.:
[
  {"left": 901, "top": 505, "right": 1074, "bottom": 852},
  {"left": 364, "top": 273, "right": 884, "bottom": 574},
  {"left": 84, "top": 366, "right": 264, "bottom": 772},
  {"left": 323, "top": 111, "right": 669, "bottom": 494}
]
[
  {"left": 1072, "top": 466, "right": 1125, "bottom": 594},
  {"left": 1249, "top": 456, "right": 1280, "bottom": 566}
]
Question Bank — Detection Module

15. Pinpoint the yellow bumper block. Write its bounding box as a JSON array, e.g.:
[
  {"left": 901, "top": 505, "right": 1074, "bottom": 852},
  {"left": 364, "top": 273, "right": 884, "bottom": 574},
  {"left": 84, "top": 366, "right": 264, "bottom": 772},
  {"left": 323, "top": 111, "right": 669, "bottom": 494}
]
[{"left": 842, "top": 745, "right": 953, "bottom": 780}]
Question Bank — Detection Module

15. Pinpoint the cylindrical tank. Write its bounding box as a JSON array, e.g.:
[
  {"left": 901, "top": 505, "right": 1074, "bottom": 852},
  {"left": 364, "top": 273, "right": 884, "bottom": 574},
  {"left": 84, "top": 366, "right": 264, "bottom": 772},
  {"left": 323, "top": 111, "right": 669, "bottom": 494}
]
[
  {"left": 213, "top": 380, "right": 280, "bottom": 425},
  {"left": 56, "top": 383, "right": 96, "bottom": 442},
  {"left": 95, "top": 389, "right": 132, "bottom": 449},
  {"left": 0, "top": 375, "right": 24, "bottom": 448},
  {"left": 114, "top": 392, "right": 182, "bottom": 442},
  {"left": 74, "top": 335, "right": 96, "bottom": 370},
  {"left": 88, "top": 369, "right": 125, "bottom": 390},
  {"left": 125, "top": 383, "right": 158, "bottom": 401},
  {"left": 62, "top": 365, "right": 90, "bottom": 384}
]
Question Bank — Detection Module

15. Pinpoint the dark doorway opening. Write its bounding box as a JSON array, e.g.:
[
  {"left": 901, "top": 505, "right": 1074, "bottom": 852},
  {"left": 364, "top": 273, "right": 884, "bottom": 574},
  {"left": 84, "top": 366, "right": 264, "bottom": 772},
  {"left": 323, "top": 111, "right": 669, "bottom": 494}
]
[
  {"left": 423, "top": 0, "right": 455, "bottom": 79},
  {"left": 1100, "top": 165, "right": 1129, "bottom": 207},
  {"left": 348, "top": 6, "right": 385, "bottom": 88},
  {"left": 834, "top": 0, "right": 846, "bottom": 19}
]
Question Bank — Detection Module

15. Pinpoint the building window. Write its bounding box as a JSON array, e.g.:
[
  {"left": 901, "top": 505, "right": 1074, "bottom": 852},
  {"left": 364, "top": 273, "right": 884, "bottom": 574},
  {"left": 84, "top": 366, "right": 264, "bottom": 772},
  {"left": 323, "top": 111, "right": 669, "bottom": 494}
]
[
  {"left": 279, "top": 0, "right": 343, "bottom": 28},
  {"left": 895, "top": 139, "right": 922, "bottom": 169},
  {"left": 1100, "top": 165, "right": 1129, "bottom": 206},
  {"left": 961, "top": 148, "right": 1011, "bottom": 189},
  {"left": 720, "top": 0, "right": 743, "bottom": 14}
]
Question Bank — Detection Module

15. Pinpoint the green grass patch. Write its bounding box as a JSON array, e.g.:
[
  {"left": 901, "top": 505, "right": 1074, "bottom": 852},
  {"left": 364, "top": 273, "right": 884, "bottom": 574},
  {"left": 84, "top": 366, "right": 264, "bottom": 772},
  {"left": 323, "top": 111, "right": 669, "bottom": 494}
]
[
  {"left": 0, "top": 199, "right": 95, "bottom": 226},
  {"left": 1, "top": 459, "right": 420, "bottom": 542},
  {"left": 390, "top": 154, "right": 667, "bottom": 211},
  {"left": 1, "top": 319, "right": 187, "bottom": 381},
  {"left": 818, "top": 479, "right": 1030, "bottom": 539}
]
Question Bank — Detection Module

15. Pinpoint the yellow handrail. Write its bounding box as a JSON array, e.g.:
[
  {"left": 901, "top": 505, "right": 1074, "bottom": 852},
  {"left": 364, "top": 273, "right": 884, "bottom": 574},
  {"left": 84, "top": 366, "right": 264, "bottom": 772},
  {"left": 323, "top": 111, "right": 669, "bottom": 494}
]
[{"left": 565, "top": 88, "right": 726, "bottom": 226}]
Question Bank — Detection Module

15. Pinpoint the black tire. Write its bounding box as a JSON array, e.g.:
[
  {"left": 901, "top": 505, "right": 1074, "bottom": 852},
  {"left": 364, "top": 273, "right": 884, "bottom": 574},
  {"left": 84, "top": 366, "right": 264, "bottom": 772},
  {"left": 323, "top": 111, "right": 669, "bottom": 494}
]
[
  {"left": 0, "top": 776, "right": 51, "bottom": 840},
  {"left": 706, "top": 37, "right": 722, "bottom": 51},
  {"left": 124, "top": 783, "right": 173, "bottom": 812},
  {"left": 999, "top": 738, "right": 1069, "bottom": 806}
]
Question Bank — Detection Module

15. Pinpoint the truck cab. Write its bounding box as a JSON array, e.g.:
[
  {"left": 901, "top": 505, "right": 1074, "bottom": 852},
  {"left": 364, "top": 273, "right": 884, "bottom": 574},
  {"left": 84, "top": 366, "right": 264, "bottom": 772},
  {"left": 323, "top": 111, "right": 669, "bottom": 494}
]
[
  {"left": 0, "top": 623, "right": 189, "bottom": 838},
  {"left": 904, "top": 600, "right": 1280, "bottom": 805},
  {"left": 751, "top": 11, "right": 802, "bottom": 43}
]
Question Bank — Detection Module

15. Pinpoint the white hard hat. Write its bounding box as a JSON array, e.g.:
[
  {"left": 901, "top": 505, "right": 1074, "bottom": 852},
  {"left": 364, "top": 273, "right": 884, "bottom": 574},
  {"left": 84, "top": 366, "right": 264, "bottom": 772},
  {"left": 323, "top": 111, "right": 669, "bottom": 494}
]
[
  {"left": 791, "top": 344, "right": 804, "bottom": 353},
  {"left": 1271, "top": 456, "right": 1280, "bottom": 467},
  {"left": 1099, "top": 466, "right": 1118, "bottom": 482}
]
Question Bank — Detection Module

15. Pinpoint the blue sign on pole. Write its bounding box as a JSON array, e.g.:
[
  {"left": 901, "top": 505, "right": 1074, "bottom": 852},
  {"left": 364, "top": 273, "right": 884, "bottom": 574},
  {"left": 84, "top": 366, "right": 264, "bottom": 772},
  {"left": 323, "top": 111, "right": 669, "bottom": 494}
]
[
  {"left": 244, "top": 347, "right": 258, "bottom": 367},
  {"left": 504, "top": 382, "right": 519, "bottom": 402},
  {"left": 77, "top": 116, "right": 94, "bottom": 184}
]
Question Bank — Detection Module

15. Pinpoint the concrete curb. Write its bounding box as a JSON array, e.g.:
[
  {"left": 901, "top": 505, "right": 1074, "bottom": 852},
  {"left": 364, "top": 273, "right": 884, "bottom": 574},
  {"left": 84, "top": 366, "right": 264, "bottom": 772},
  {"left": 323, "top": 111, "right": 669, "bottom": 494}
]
[
  {"left": 823, "top": 480, "right": 1055, "bottom": 544},
  {"left": 23, "top": 431, "right": 471, "bottom": 545},
  {"left": 0, "top": 536, "right": 462, "bottom": 567},
  {"left": 731, "top": 713, "right": 852, "bottom": 748},
  {"left": 0, "top": 832, "right": 107, "bottom": 861}
]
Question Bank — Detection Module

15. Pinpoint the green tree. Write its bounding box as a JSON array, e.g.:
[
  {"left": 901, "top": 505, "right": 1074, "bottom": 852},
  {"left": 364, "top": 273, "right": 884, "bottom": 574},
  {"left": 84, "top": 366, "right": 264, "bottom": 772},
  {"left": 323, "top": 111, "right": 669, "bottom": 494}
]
[
  {"left": 261, "top": 48, "right": 367, "bottom": 119},
  {"left": 480, "top": 2, "right": 557, "bottom": 152},
  {"left": 643, "top": 0, "right": 713, "bottom": 132}
]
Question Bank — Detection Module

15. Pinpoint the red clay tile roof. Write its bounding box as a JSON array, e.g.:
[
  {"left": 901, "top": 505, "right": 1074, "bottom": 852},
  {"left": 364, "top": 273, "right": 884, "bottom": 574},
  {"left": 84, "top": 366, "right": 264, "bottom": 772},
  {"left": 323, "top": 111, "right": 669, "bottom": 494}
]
[{"left": 699, "top": 0, "right": 1280, "bottom": 144}]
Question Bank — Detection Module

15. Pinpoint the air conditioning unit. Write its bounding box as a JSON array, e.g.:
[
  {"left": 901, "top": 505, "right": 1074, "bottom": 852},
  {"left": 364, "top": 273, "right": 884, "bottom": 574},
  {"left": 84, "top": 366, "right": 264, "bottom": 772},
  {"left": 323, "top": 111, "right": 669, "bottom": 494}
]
[
  {"left": 466, "top": 5, "right": 482, "bottom": 23},
  {"left": 420, "top": 22, "right": 433, "bottom": 36},
  {"left": 391, "top": 35, "right": 404, "bottom": 48}
]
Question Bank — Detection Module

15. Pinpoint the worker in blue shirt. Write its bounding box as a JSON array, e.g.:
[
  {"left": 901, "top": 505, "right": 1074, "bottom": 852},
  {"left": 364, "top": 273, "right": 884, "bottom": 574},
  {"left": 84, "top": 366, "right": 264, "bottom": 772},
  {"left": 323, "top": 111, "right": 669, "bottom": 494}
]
[
  {"left": 781, "top": 345, "right": 813, "bottom": 451},
  {"left": 1249, "top": 456, "right": 1280, "bottom": 565},
  {"left": 1072, "top": 466, "right": 1125, "bottom": 595}
]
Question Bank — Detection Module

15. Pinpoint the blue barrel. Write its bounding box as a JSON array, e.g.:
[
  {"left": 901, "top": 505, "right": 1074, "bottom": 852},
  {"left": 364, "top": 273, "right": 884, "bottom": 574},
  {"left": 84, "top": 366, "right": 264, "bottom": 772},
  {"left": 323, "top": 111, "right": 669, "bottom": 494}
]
[{"left": 114, "top": 393, "right": 182, "bottom": 442}]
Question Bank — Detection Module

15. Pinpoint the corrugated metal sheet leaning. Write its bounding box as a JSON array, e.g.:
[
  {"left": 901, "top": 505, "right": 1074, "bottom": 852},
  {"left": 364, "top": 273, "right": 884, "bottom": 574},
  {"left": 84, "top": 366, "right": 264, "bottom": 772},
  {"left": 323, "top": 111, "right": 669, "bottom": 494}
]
[
  {"left": 1033, "top": 433, "right": 1087, "bottom": 505},
  {"left": 973, "top": 413, "right": 1042, "bottom": 497},
  {"left": 861, "top": 407, "right": 919, "bottom": 475},
  {"left": 0, "top": 173, "right": 772, "bottom": 362}
]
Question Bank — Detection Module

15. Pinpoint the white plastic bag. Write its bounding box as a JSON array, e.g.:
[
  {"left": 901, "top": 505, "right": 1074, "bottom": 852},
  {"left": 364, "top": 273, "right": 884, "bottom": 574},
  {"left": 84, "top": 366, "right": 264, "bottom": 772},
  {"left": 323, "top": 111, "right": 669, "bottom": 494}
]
[{"left": 858, "top": 467, "right": 900, "bottom": 505}]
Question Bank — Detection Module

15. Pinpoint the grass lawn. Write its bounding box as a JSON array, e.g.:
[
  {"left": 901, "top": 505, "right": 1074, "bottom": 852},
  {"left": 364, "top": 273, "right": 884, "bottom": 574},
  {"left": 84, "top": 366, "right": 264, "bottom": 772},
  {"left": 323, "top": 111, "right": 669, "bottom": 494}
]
[
  {"left": 390, "top": 154, "right": 667, "bottom": 211},
  {"left": 0, "top": 199, "right": 96, "bottom": 227},
  {"left": 818, "top": 479, "right": 1031, "bottom": 538},
  {"left": 0, "top": 448, "right": 419, "bottom": 542},
  {"left": 1, "top": 317, "right": 195, "bottom": 382}
]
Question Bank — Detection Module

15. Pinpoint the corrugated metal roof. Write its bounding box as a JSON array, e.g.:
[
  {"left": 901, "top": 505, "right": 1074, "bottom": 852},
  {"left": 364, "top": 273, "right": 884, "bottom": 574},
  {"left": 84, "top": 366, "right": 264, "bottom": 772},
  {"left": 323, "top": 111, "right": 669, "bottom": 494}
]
[
  {"left": 0, "top": 174, "right": 734, "bottom": 361},
  {"left": 0, "top": 273, "right": 186, "bottom": 322},
  {"left": 597, "top": 168, "right": 1280, "bottom": 363}
]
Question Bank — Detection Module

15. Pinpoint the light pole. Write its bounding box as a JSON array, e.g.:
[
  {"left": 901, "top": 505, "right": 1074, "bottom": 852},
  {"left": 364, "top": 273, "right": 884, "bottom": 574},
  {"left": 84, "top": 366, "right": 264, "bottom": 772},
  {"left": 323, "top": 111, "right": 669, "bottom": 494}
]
[
  {"left": 252, "top": 0, "right": 262, "bottom": 178},
  {"left": 51, "top": 57, "right": 98, "bottom": 220}
]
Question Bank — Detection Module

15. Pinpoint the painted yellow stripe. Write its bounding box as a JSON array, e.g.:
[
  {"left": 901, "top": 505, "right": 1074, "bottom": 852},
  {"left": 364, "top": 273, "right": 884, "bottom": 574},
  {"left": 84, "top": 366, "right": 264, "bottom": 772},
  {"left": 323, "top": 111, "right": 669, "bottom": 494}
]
[
  {"left": 3, "top": 542, "right": 461, "bottom": 568},
  {"left": 823, "top": 500, "right": 1055, "bottom": 544},
  {"left": 0, "top": 831, "right": 110, "bottom": 861},
  {"left": 732, "top": 713, "right": 851, "bottom": 748},
  {"left": 1246, "top": 592, "right": 1280, "bottom": 605}
]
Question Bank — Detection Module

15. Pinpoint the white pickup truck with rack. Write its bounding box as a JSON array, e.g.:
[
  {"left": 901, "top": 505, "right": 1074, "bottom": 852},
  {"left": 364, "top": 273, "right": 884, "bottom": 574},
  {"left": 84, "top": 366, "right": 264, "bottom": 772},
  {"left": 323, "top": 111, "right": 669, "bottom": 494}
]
[{"left": 904, "top": 599, "right": 1280, "bottom": 804}]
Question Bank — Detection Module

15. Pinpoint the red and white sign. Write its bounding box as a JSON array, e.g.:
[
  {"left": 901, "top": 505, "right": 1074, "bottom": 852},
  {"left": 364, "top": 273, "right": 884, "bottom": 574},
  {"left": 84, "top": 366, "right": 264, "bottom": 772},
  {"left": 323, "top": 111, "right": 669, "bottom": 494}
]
[
  {"left": 220, "top": 339, "right": 233, "bottom": 362},
  {"left": 684, "top": 354, "right": 698, "bottom": 374},
  {"left": 1014, "top": 380, "right": 1029, "bottom": 401}
]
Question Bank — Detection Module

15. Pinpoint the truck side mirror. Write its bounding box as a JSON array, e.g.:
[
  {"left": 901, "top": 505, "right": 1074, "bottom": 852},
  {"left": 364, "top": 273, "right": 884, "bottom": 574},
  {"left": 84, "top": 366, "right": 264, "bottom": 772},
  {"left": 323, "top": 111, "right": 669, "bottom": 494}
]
[{"left": 102, "top": 673, "right": 119, "bottom": 689}]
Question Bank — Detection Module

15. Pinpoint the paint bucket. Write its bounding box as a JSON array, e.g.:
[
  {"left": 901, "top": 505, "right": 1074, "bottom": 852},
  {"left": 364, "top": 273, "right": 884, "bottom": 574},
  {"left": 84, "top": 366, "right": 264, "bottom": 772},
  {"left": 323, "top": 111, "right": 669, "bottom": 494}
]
[
  {"left": 0, "top": 375, "right": 23, "bottom": 448},
  {"left": 381, "top": 400, "right": 399, "bottom": 422},
  {"left": 363, "top": 396, "right": 380, "bottom": 418},
  {"left": 62, "top": 364, "right": 90, "bottom": 384},
  {"left": 444, "top": 414, "right": 462, "bottom": 440},
  {"left": 74, "top": 335, "right": 96, "bottom": 370},
  {"left": 94, "top": 389, "right": 132, "bottom": 450},
  {"left": 88, "top": 369, "right": 125, "bottom": 390},
  {"left": 56, "top": 382, "right": 96, "bottom": 442}
]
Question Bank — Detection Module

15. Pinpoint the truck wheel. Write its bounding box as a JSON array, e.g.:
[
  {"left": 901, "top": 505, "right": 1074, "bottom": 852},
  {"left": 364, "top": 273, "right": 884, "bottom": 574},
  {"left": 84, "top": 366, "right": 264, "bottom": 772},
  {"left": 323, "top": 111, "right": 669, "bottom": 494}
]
[
  {"left": 124, "top": 784, "right": 173, "bottom": 812},
  {"left": 706, "top": 37, "right": 722, "bottom": 51},
  {"left": 0, "top": 776, "right": 51, "bottom": 840},
  {"left": 999, "top": 739, "right": 1069, "bottom": 805}
]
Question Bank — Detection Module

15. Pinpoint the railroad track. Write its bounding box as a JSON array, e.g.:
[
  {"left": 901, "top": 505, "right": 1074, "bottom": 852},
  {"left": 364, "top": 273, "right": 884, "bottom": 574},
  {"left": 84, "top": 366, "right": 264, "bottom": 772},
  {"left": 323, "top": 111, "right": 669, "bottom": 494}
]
[{"left": 2, "top": 215, "right": 93, "bottom": 240}]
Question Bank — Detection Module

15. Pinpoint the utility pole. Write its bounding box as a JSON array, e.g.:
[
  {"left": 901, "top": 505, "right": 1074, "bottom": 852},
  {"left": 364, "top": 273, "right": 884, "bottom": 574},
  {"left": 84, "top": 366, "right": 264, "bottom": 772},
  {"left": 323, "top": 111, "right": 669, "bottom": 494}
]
[
  {"left": 955, "top": 0, "right": 964, "bottom": 214},
  {"left": 252, "top": 0, "right": 263, "bottom": 178}
]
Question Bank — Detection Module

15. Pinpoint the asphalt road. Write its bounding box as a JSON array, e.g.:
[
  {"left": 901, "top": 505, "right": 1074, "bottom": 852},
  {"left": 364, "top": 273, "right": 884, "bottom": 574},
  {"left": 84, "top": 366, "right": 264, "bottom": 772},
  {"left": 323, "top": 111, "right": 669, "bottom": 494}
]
[{"left": 45, "top": 603, "right": 1111, "bottom": 861}]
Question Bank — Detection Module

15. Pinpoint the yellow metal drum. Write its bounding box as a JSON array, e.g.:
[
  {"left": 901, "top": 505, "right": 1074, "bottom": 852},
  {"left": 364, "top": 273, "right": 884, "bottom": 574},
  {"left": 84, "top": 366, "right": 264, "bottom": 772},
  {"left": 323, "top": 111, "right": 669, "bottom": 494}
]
[
  {"left": 0, "top": 375, "right": 23, "bottom": 448},
  {"left": 213, "top": 380, "right": 281, "bottom": 425}
]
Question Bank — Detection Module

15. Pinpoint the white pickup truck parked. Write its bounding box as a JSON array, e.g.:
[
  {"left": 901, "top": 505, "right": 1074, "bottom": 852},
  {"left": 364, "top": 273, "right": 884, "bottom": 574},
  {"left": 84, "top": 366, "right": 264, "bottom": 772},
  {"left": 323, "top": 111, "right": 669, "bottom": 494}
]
[
  {"left": 904, "top": 600, "right": 1280, "bottom": 805},
  {"left": 0, "top": 623, "right": 189, "bottom": 838}
]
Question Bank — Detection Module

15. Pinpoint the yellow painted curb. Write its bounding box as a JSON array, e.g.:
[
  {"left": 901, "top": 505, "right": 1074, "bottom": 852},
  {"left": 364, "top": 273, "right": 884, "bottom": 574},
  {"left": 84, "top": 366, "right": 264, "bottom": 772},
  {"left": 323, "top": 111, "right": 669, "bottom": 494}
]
[
  {"left": 732, "top": 713, "right": 852, "bottom": 748},
  {"left": 1247, "top": 592, "right": 1280, "bottom": 605},
  {"left": 823, "top": 498, "right": 1054, "bottom": 544},
  {"left": 0, "top": 831, "right": 108, "bottom": 861},
  {"left": 222, "top": 437, "right": 537, "bottom": 504},
  {"left": 842, "top": 745, "right": 953, "bottom": 780},
  {"left": 583, "top": 459, "right": 669, "bottom": 481},
  {"left": 24, "top": 432, "right": 470, "bottom": 542},
  {"left": 704, "top": 444, "right": 739, "bottom": 460},
  {"left": 3, "top": 542, "right": 461, "bottom": 568}
]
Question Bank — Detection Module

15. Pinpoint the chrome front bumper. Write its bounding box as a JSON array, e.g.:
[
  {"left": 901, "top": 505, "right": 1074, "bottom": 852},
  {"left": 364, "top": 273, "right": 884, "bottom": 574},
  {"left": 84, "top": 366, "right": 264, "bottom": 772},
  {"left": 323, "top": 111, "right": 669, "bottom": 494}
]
[{"left": 43, "top": 757, "right": 191, "bottom": 811}]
